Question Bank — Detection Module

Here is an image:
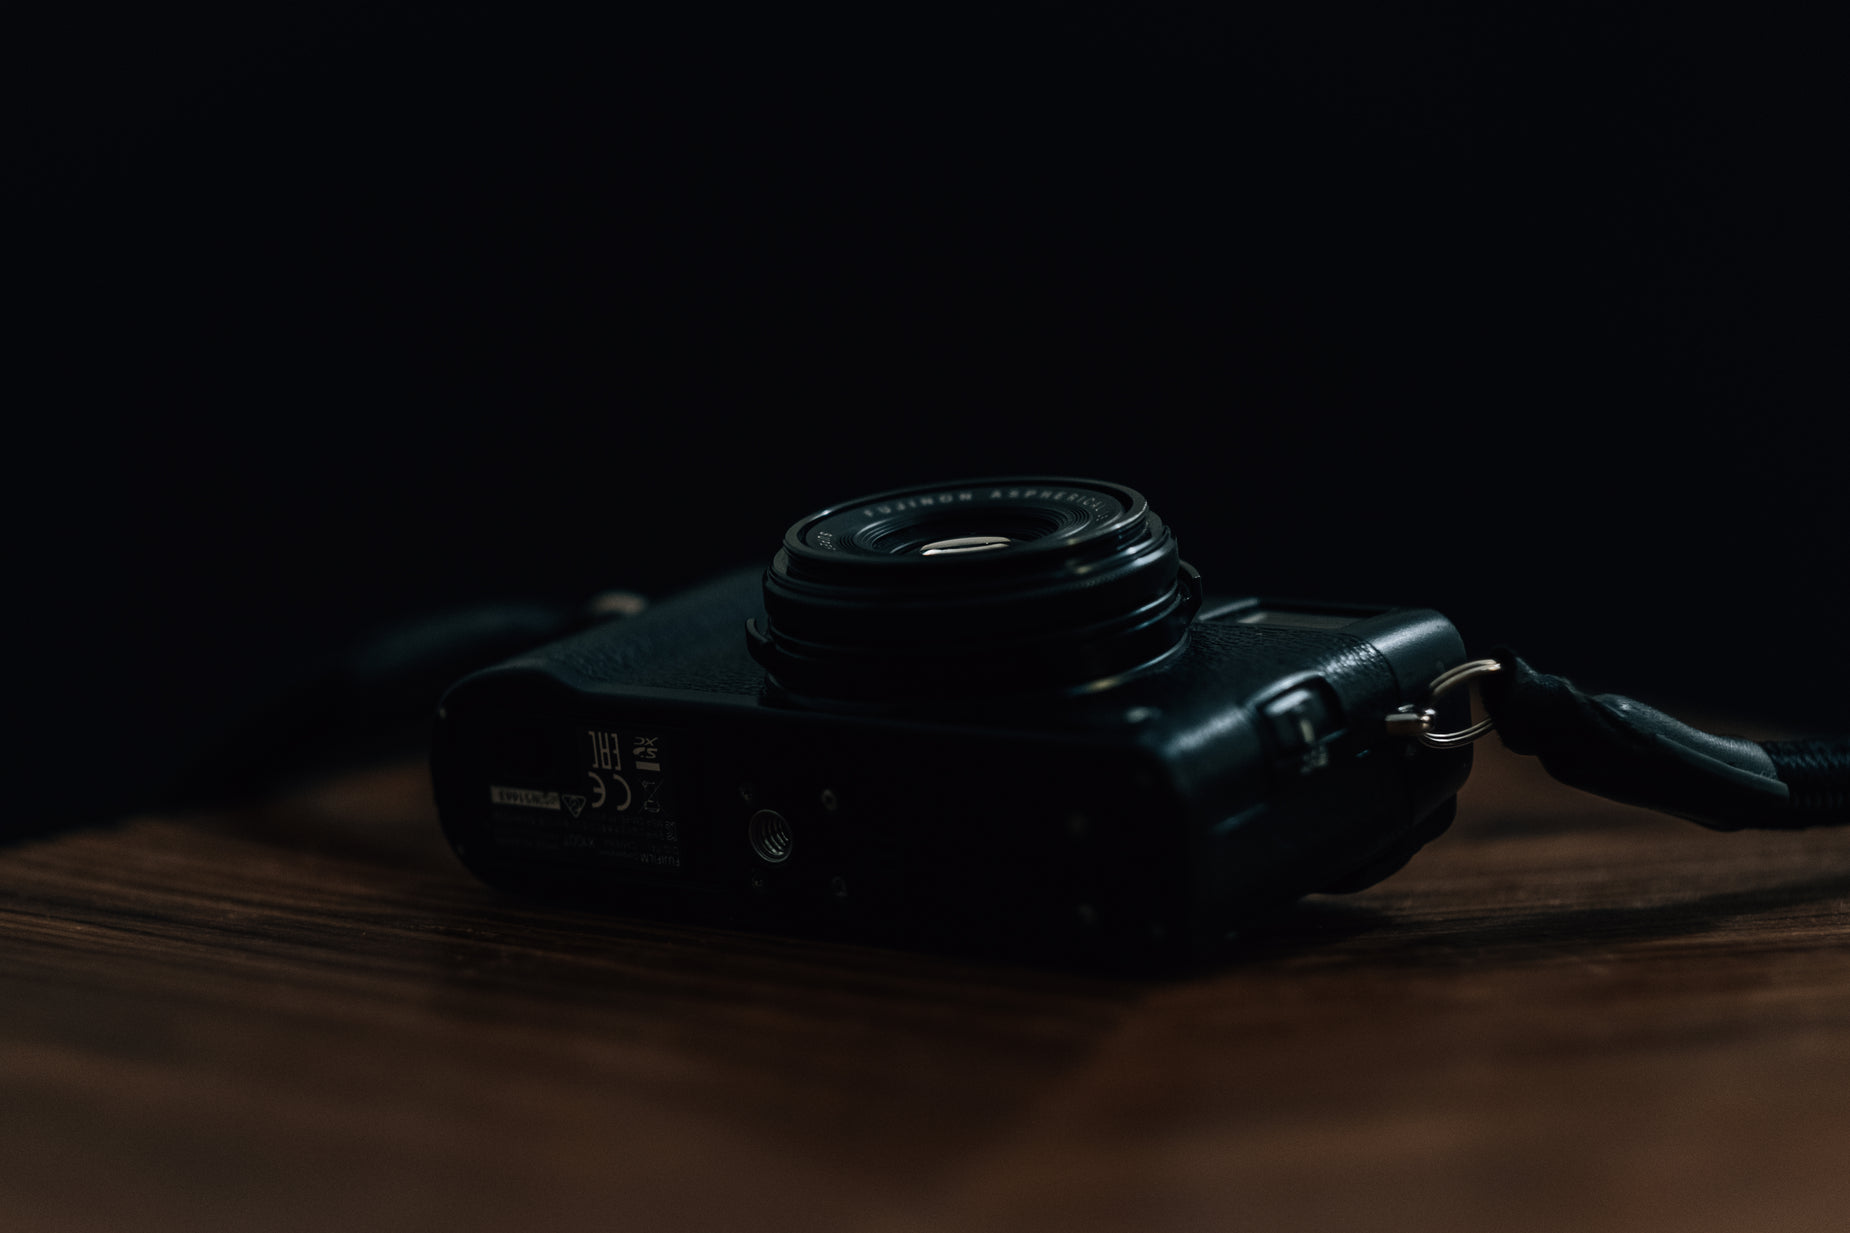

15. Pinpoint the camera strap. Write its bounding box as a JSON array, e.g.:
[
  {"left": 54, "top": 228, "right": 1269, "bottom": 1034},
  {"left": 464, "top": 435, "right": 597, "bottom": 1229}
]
[{"left": 1394, "top": 653, "right": 1849, "bottom": 829}]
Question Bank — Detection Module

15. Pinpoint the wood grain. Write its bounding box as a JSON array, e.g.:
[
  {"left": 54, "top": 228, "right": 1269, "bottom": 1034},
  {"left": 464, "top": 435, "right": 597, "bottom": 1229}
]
[{"left": 4, "top": 741, "right": 1848, "bottom": 1233}]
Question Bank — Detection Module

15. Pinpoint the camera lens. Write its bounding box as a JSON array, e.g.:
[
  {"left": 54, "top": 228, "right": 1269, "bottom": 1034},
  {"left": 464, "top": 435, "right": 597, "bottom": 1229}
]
[{"left": 748, "top": 478, "right": 1201, "bottom": 702}]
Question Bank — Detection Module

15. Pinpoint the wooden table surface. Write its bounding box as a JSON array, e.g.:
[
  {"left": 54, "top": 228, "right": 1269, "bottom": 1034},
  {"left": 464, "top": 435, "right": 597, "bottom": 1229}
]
[{"left": 4, "top": 737, "right": 1848, "bottom": 1233}]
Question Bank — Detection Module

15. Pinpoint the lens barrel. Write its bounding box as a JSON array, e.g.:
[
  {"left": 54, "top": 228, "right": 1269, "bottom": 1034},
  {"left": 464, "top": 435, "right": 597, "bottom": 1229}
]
[{"left": 748, "top": 478, "right": 1201, "bottom": 702}]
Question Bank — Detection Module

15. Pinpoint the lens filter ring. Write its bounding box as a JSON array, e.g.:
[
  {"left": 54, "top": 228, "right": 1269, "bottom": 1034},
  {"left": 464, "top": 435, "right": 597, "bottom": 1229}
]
[{"left": 750, "top": 477, "right": 1201, "bottom": 702}]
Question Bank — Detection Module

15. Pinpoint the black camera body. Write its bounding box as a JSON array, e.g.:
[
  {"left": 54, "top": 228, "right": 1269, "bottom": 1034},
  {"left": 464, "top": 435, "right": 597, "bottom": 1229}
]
[{"left": 431, "top": 479, "right": 1472, "bottom": 967}]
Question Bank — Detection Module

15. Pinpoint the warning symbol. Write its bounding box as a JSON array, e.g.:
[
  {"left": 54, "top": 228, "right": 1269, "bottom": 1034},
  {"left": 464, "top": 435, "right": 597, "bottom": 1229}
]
[{"left": 561, "top": 794, "right": 588, "bottom": 819}]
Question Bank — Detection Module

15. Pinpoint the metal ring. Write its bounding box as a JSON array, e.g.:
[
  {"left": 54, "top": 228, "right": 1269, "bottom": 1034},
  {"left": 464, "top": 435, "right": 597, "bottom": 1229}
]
[
  {"left": 1384, "top": 658, "right": 1504, "bottom": 748},
  {"left": 1417, "top": 657, "right": 1503, "bottom": 748}
]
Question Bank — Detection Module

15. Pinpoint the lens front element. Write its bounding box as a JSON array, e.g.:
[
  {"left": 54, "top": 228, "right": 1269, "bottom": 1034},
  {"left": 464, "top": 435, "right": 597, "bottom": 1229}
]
[{"left": 919, "top": 536, "right": 1013, "bottom": 556}]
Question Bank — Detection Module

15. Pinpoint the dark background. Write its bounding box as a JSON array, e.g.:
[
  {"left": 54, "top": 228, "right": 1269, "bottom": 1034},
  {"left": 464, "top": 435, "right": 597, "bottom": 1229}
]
[{"left": 10, "top": 4, "right": 1844, "bottom": 834}]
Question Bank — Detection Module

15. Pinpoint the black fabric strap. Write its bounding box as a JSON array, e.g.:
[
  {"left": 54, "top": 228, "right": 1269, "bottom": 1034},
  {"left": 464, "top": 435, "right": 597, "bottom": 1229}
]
[
  {"left": 1762, "top": 739, "right": 1850, "bottom": 818},
  {"left": 1479, "top": 651, "right": 1850, "bottom": 830}
]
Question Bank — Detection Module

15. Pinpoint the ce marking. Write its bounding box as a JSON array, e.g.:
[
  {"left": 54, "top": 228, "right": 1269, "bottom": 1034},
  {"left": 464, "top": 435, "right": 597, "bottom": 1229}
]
[{"left": 586, "top": 771, "right": 632, "bottom": 812}]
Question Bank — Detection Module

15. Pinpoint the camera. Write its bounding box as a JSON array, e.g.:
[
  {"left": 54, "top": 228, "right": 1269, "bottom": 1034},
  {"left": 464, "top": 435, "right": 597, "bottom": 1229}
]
[{"left": 431, "top": 478, "right": 1474, "bottom": 967}]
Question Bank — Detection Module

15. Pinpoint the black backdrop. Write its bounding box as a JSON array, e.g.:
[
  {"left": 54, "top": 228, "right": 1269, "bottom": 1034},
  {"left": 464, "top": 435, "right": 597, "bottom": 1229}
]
[{"left": 12, "top": 4, "right": 1844, "bottom": 834}]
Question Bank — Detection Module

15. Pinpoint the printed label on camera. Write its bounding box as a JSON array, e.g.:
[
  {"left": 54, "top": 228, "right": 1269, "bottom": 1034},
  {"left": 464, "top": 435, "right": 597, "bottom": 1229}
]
[
  {"left": 490, "top": 786, "right": 561, "bottom": 811},
  {"left": 488, "top": 728, "right": 684, "bottom": 873}
]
